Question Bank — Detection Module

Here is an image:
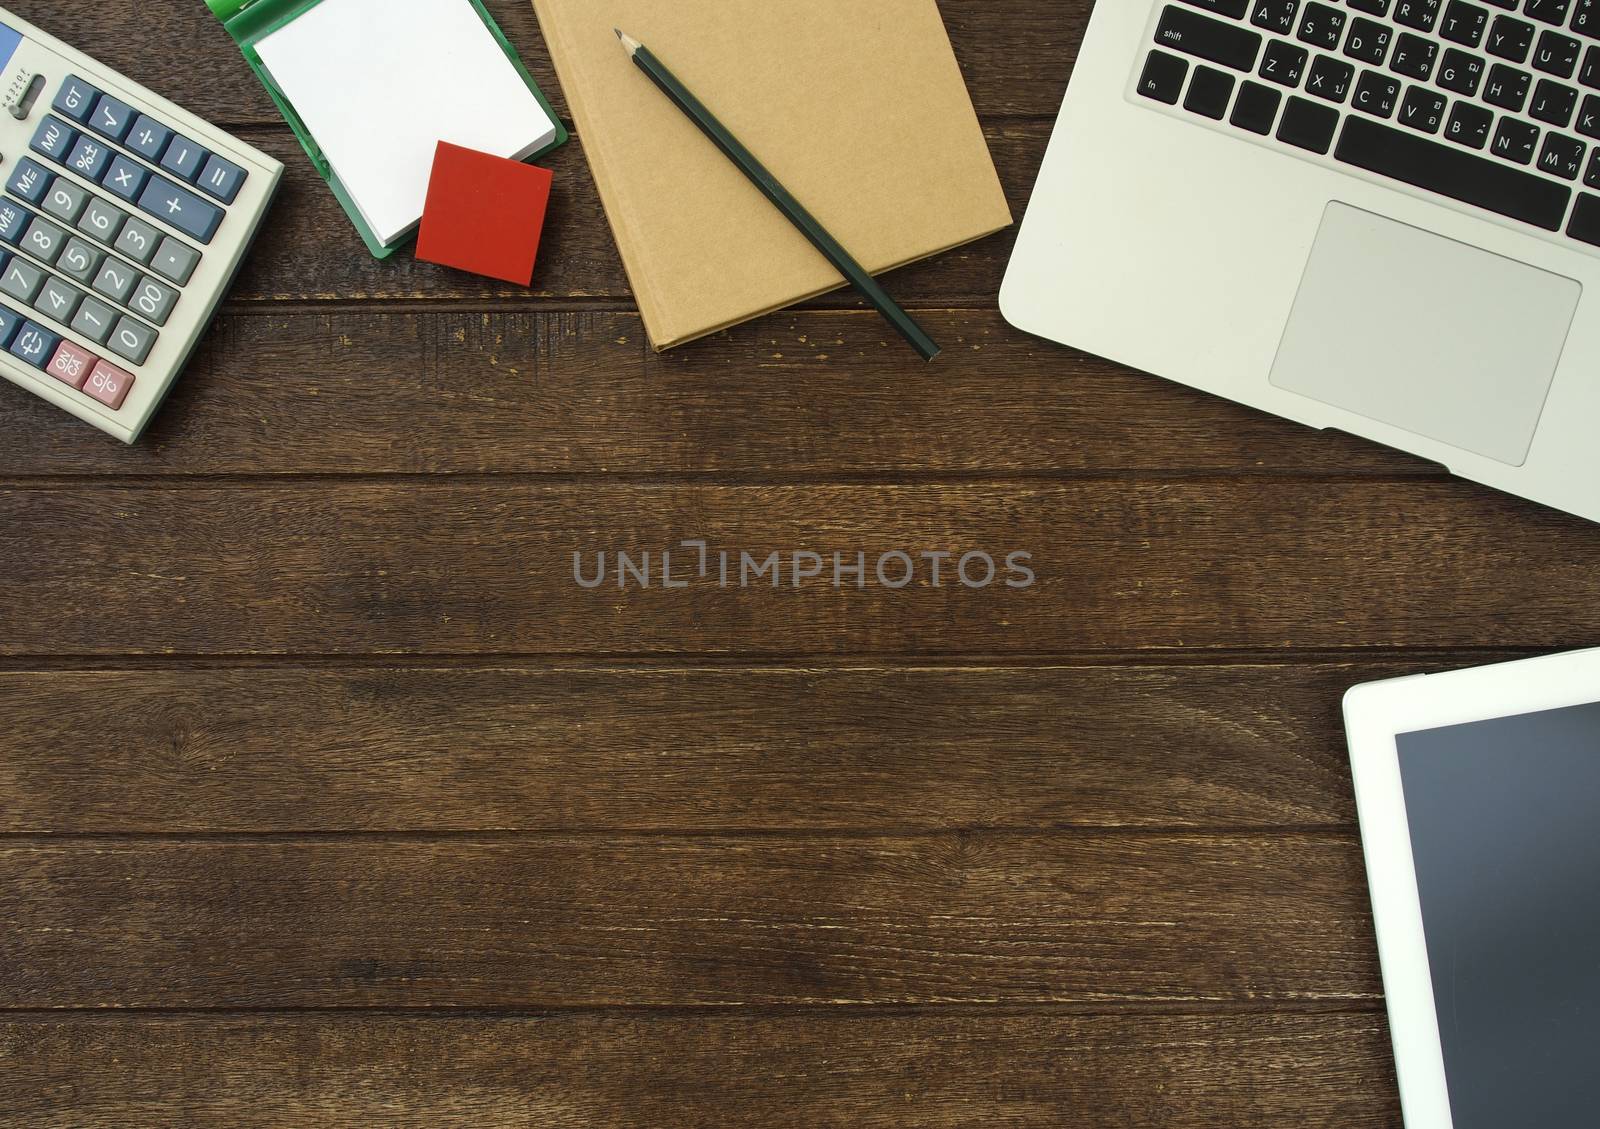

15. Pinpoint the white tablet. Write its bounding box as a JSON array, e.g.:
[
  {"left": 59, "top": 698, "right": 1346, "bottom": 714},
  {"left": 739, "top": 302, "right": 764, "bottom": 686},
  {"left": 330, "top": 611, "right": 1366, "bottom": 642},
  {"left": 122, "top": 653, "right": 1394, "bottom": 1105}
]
[{"left": 1344, "top": 648, "right": 1600, "bottom": 1129}]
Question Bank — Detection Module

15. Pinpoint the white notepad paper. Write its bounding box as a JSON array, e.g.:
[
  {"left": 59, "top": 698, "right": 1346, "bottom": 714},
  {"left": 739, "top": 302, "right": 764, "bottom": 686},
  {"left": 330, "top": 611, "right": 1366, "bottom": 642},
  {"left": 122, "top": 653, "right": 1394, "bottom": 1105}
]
[{"left": 255, "top": 0, "right": 559, "bottom": 246}]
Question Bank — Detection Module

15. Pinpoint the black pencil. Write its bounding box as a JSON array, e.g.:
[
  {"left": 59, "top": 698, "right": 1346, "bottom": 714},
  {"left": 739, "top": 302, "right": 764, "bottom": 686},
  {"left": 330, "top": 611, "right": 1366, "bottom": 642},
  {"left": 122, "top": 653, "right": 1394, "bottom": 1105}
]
[{"left": 615, "top": 29, "right": 940, "bottom": 362}]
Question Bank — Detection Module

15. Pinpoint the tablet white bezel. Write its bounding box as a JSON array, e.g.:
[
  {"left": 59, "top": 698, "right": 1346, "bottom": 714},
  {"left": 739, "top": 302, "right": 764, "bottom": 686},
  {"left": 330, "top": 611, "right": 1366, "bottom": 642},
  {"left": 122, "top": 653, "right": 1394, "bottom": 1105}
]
[{"left": 1342, "top": 647, "right": 1600, "bottom": 1129}]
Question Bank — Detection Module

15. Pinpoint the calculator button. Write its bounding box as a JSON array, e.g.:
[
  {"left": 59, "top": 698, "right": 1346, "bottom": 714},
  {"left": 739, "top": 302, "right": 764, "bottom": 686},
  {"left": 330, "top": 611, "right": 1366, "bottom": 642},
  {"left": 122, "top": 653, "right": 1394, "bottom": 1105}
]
[
  {"left": 92, "top": 259, "right": 137, "bottom": 304},
  {"left": 107, "top": 316, "right": 156, "bottom": 365},
  {"left": 114, "top": 217, "right": 161, "bottom": 265},
  {"left": 78, "top": 197, "right": 128, "bottom": 244},
  {"left": 9, "top": 320, "right": 63, "bottom": 370},
  {"left": 150, "top": 236, "right": 200, "bottom": 285},
  {"left": 1, "top": 258, "right": 44, "bottom": 303},
  {"left": 30, "top": 116, "right": 78, "bottom": 162},
  {"left": 8, "top": 158, "right": 52, "bottom": 206},
  {"left": 52, "top": 77, "right": 101, "bottom": 124},
  {"left": 56, "top": 237, "right": 105, "bottom": 284},
  {"left": 70, "top": 296, "right": 118, "bottom": 344},
  {"left": 126, "top": 115, "right": 173, "bottom": 162},
  {"left": 83, "top": 359, "right": 135, "bottom": 409},
  {"left": 102, "top": 155, "right": 150, "bottom": 203},
  {"left": 197, "top": 153, "right": 247, "bottom": 204},
  {"left": 22, "top": 217, "right": 68, "bottom": 264},
  {"left": 137, "top": 176, "right": 224, "bottom": 244},
  {"left": 41, "top": 179, "right": 90, "bottom": 225},
  {"left": 87, "top": 94, "right": 136, "bottom": 142},
  {"left": 67, "top": 136, "right": 111, "bottom": 182},
  {"left": 0, "top": 202, "right": 35, "bottom": 246},
  {"left": 46, "top": 339, "right": 97, "bottom": 391},
  {"left": 0, "top": 305, "right": 22, "bottom": 348},
  {"left": 159, "top": 135, "right": 209, "bottom": 183},
  {"left": 38, "top": 276, "right": 85, "bottom": 322},
  {"left": 129, "top": 276, "right": 178, "bottom": 326}
]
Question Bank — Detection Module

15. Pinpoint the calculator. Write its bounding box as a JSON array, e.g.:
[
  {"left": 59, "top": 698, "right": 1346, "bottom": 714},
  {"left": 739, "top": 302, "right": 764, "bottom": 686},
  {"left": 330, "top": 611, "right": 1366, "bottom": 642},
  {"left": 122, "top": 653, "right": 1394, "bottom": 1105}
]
[{"left": 0, "top": 6, "right": 281, "bottom": 442}]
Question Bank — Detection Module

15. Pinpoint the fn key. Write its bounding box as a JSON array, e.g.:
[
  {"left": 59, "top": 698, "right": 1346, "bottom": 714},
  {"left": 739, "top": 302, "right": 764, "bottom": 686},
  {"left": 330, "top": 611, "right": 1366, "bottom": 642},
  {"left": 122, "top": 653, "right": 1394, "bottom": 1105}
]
[{"left": 1138, "top": 50, "right": 1189, "bottom": 104}]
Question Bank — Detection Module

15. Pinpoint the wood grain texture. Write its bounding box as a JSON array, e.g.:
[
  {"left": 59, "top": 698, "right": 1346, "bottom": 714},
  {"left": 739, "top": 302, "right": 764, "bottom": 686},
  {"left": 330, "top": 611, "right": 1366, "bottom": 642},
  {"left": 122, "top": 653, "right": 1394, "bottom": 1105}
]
[
  {"left": 1, "top": 482, "right": 1594, "bottom": 656},
  {"left": 17, "top": 0, "right": 1085, "bottom": 127},
  {"left": 0, "top": 835, "right": 1379, "bottom": 1007},
  {"left": 0, "top": 662, "right": 1403, "bottom": 834},
  {"left": 0, "top": 310, "right": 1434, "bottom": 479},
  {"left": 0, "top": 1012, "right": 1399, "bottom": 1128}
]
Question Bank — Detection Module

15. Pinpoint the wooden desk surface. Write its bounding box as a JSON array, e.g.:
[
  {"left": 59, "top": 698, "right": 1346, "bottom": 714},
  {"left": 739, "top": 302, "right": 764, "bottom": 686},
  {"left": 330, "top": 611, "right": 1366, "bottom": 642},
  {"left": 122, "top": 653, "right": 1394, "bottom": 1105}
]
[{"left": 4, "top": 1, "right": 1600, "bottom": 1124}]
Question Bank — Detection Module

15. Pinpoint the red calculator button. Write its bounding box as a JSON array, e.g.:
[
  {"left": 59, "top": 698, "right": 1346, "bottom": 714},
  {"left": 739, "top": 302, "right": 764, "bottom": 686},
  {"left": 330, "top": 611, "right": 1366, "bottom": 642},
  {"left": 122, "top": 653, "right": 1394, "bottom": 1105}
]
[
  {"left": 46, "top": 340, "right": 97, "bottom": 390},
  {"left": 83, "top": 358, "right": 134, "bottom": 409}
]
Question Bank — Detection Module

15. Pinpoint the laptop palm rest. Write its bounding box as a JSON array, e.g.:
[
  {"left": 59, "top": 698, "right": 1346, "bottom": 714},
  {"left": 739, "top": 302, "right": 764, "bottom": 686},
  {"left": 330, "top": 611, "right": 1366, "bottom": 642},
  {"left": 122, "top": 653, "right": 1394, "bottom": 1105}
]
[{"left": 1269, "top": 202, "right": 1581, "bottom": 467}]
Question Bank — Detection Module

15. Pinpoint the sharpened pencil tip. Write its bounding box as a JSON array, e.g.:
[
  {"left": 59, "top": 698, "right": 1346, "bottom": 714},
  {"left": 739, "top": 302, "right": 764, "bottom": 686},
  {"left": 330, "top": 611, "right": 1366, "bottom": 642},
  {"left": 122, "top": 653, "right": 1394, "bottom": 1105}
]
[{"left": 615, "top": 28, "right": 642, "bottom": 55}]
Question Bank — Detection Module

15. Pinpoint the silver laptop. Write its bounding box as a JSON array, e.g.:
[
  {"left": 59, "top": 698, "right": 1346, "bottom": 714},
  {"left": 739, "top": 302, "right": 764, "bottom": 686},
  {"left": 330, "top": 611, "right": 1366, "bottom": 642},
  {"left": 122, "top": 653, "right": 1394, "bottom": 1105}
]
[{"left": 1002, "top": 0, "right": 1600, "bottom": 524}]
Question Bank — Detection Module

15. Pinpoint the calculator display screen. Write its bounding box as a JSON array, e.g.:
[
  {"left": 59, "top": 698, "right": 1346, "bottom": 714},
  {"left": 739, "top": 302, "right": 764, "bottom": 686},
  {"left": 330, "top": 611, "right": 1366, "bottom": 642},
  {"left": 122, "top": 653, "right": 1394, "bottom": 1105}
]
[
  {"left": 0, "top": 22, "right": 21, "bottom": 74},
  {"left": 1396, "top": 701, "right": 1600, "bottom": 1129}
]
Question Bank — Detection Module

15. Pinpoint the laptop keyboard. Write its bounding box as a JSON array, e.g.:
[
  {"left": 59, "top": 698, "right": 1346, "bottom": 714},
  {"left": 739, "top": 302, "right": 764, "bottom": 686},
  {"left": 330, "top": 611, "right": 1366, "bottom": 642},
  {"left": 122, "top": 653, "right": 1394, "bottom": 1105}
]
[{"left": 1135, "top": 0, "right": 1600, "bottom": 248}]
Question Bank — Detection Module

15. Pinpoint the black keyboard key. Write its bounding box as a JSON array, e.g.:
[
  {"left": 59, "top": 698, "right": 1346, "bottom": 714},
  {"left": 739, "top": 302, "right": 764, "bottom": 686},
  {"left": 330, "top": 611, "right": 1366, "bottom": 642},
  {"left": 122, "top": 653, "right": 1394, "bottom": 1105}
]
[
  {"left": 1262, "top": 38, "right": 1311, "bottom": 84},
  {"left": 1440, "top": 47, "right": 1489, "bottom": 91},
  {"left": 1156, "top": 5, "right": 1264, "bottom": 70},
  {"left": 1485, "top": 62, "right": 1536, "bottom": 107},
  {"left": 1395, "top": 0, "right": 1443, "bottom": 28},
  {"left": 1441, "top": 0, "right": 1491, "bottom": 42},
  {"left": 1580, "top": 91, "right": 1600, "bottom": 133},
  {"left": 1486, "top": 0, "right": 1518, "bottom": 8},
  {"left": 1584, "top": 44, "right": 1600, "bottom": 84},
  {"left": 1399, "top": 85, "right": 1450, "bottom": 130},
  {"left": 1346, "top": 16, "right": 1396, "bottom": 62},
  {"left": 1185, "top": 64, "right": 1238, "bottom": 117},
  {"left": 1251, "top": 0, "right": 1301, "bottom": 32},
  {"left": 1231, "top": 78, "right": 1284, "bottom": 131},
  {"left": 1138, "top": 50, "right": 1191, "bottom": 103},
  {"left": 1180, "top": 0, "right": 1251, "bottom": 17},
  {"left": 1569, "top": 191, "right": 1600, "bottom": 242},
  {"left": 1574, "top": 0, "right": 1598, "bottom": 36},
  {"left": 1354, "top": 68, "right": 1404, "bottom": 114},
  {"left": 1488, "top": 14, "right": 1537, "bottom": 58},
  {"left": 1277, "top": 93, "right": 1342, "bottom": 150},
  {"left": 1526, "top": 0, "right": 1571, "bottom": 24},
  {"left": 1585, "top": 147, "right": 1600, "bottom": 183},
  {"left": 1492, "top": 115, "right": 1543, "bottom": 161},
  {"left": 1446, "top": 100, "right": 1497, "bottom": 145},
  {"left": 1392, "top": 32, "right": 1440, "bottom": 76},
  {"left": 1298, "top": 1, "right": 1347, "bottom": 47},
  {"left": 1336, "top": 113, "right": 1571, "bottom": 227},
  {"left": 1534, "top": 29, "right": 1584, "bottom": 72},
  {"left": 1537, "top": 130, "right": 1588, "bottom": 174},
  {"left": 1309, "top": 53, "right": 1358, "bottom": 99},
  {"left": 1531, "top": 77, "right": 1580, "bottom": 121},
  {"left": 1350, "top": 0, "right": 1392, "bottom": 11}
]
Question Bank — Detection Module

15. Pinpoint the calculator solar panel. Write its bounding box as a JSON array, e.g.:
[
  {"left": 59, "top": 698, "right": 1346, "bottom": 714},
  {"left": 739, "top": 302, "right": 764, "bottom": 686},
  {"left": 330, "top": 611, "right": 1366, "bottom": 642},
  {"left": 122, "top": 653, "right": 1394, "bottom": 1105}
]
[{"left": 0, "top": 5, "right": 281, "bottom": 442}]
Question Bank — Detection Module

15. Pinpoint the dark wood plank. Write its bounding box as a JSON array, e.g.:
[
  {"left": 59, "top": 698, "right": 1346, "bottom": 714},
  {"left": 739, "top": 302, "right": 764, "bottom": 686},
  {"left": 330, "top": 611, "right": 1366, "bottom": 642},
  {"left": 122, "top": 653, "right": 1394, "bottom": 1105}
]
[
  {"left": 226, "top": 125, "right": 1040, "bottom": 305},
  {"left": 0, "top": 662, "right": 1408, "bottom": 834},
  {"left": 0, "top": 482, "right": 1593, "bottom": 656},
  {"left": 0, "top": 309, "right": 1435, "bottom": 478},
  {"left": 0, "top": 834, "right": 1379, "bottom": 1007},
  {"left": 0, "top": 1012, "right": 1399, "bottom": 1128},
  {"left": 20, "top": 0, "right": 1084, "bottom": 128}
]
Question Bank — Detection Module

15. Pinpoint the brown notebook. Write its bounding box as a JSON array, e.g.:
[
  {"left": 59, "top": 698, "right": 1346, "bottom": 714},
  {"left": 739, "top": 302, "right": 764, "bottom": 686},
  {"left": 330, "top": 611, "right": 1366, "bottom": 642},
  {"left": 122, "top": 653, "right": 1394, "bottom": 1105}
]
[{"left": 531, "top": 0, "right": 1012, "bottom": 351}]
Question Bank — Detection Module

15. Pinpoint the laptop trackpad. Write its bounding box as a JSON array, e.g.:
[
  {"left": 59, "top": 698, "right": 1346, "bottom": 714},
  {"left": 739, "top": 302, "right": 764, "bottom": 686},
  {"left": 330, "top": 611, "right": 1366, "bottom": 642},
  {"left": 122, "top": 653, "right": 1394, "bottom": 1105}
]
[{"left": 1269, "top": 202, "right": 1580, "bottom": 467}]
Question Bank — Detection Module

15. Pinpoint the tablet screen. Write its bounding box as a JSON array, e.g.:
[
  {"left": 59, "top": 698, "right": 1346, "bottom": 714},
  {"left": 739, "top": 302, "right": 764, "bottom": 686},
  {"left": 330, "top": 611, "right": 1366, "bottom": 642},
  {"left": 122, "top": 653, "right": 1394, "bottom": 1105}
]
[{"left": 1397, "top": 701, "right": 1600, "bottom": 1129}]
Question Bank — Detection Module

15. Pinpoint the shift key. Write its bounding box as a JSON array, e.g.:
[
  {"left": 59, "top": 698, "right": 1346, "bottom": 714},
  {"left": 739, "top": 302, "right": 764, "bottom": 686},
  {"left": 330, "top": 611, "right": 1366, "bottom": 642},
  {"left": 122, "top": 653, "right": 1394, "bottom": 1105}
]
[
  {"left": 1155, "top": 4, "right": 1263, "bottom": 71},
  {"left": 136, "top": 174, "right": 223, "bottom": 244}
]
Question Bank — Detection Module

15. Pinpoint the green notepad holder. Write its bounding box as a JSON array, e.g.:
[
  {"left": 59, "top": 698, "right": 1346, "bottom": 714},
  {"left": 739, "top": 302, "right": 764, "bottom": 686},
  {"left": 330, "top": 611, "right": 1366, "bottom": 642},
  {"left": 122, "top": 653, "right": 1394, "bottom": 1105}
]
[{"left": 205, "top": 0, "right": 567, "bottom": 258}]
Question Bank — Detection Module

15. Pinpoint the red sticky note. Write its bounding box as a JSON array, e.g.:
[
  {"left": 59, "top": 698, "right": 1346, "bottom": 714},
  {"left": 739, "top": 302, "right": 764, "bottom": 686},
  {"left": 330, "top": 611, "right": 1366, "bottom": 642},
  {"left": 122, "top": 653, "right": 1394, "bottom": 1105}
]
[{"left": 417, "top": 141, "right": 553, "bottom": 286}]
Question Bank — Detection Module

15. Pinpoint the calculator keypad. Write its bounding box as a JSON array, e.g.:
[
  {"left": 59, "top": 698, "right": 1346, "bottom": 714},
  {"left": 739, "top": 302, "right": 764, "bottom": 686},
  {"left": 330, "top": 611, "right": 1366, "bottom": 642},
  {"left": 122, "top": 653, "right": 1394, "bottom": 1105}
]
[{"left": 3, "top": 70, "right": 263, "bottom": 425}]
